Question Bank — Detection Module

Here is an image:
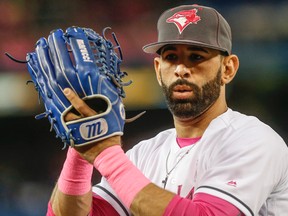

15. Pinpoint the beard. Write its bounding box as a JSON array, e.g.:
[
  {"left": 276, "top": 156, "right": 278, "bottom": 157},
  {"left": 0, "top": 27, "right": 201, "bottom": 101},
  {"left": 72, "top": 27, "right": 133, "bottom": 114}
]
[{"left": 160, "top": 67, "right": 222, "bottom": 119}]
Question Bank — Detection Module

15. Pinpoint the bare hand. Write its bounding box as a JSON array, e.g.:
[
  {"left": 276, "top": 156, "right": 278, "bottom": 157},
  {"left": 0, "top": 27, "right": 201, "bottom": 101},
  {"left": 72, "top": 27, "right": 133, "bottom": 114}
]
[{"left": 63, "top": 88, "right": 121, "bottom": 163}]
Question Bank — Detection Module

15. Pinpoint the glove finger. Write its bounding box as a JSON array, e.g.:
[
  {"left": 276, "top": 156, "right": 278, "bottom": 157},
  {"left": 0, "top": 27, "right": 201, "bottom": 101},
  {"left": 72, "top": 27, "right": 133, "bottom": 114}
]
[
  {"left": 65, "top": 27, "right": 100, "bottom": 96},
  {"left": 48, "top": 29, "right": 86, "bottom": 97},
  {"left": 26, "top": 51, "right": 47, "bottom": 99},
  {"left": 35, "top": 37, "right": 70, "bottom": 109}
]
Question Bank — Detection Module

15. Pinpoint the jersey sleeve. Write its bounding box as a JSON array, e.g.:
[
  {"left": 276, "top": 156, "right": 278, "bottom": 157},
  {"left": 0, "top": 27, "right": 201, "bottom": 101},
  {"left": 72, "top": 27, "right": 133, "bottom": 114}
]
[
  {"left": 46, "top": 201, "right": 55, "bottom": 216},
  {"left": 91, "top": 193, "right": 121, "bottom": 216},
  {"left": 194, "top": 119, "right": 288, "bottom": 215},
  {"left": 92, "top": 178, "right": 131, "bottom": 216},
  {"left": 164, "top": 192, "right": 243, "bottom": 216}
]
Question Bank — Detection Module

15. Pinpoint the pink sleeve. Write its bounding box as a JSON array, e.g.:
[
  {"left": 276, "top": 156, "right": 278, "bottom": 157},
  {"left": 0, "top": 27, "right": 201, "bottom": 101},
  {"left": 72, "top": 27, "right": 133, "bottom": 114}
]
[
  {"left": 46, "top": 195, "right": 119, "bottom": 216},
  {"left": 91, "top": 193, "right": 120, "bottom": 216},
  {"left": 164, "top": 192, "right": 244, "bottom": 216},
  {"left": 46, "top": 201, "right": 55, "bottom": 216}
]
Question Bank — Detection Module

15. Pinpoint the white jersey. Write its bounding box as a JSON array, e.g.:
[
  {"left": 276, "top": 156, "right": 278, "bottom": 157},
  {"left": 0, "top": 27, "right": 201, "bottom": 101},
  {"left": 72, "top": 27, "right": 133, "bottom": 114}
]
[{"left": 93, "top": 109, "right": 288, "bottom": 216}]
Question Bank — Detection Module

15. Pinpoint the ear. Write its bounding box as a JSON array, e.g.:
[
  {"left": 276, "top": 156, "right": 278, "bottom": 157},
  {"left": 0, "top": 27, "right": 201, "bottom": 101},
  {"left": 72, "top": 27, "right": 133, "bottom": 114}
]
[
  {"left": 221, "top": 54, "right": 239, "bottom": 85},
  {"left": 154, "top": 57, "right": 162, "bottom": 86}
]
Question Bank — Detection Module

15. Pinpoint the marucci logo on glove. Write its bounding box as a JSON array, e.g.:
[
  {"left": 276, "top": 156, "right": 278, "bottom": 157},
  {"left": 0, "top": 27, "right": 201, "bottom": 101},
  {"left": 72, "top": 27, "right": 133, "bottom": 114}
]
[
  {"left": 76, "top": 39, "right": 93, "bottom": 63},
  {"left": 80, "top": 118, "right": 108, "bottom": 140}
]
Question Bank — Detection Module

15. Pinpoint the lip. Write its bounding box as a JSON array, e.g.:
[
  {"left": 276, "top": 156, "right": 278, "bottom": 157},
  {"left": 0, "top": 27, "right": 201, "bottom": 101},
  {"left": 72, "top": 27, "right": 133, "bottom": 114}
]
[
  {"left": 173, "top": 85, "right": 192, "bottom": 92},
  {"left": 172, "top": 85, "right": 193, "bottom": 99}
]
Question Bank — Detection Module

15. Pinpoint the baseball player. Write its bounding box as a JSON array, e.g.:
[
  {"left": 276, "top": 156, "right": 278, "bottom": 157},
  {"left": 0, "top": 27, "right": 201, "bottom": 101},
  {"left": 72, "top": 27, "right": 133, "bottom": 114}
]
[{"left": 30, "top": 4, "right": 287, "bottom": 216}]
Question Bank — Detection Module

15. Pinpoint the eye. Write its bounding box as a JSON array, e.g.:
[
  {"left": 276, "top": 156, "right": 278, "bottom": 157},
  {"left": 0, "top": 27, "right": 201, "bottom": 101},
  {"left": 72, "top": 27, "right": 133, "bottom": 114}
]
[
  {"left": 163, "top": 53, "right": 178, "bottom": 62},
  {"left": 189, "top": 54, "right": 204, "bottom": 62}
]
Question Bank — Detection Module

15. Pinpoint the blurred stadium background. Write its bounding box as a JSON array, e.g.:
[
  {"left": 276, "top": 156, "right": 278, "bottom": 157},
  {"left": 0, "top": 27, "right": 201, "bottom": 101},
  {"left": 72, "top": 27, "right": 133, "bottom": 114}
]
[{"left": 0, "top": 0, "right": 287, "bottom": 215}]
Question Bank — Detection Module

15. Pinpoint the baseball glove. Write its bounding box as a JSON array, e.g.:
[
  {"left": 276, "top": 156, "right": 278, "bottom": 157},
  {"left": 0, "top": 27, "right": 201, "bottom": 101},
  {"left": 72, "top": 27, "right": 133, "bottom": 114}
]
[{"left": 26, "top": 26, "right": 133, "bottom": 148}]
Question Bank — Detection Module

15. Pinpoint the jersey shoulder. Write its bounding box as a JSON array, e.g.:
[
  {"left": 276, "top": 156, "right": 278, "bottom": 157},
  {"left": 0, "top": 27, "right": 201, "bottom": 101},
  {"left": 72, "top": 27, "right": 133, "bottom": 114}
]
[
  {"left": 212, "top": 109, "right": 287, "bottom": 155},
  {"left": 221, "top": 109, "right": 285, "bottom": 141}
]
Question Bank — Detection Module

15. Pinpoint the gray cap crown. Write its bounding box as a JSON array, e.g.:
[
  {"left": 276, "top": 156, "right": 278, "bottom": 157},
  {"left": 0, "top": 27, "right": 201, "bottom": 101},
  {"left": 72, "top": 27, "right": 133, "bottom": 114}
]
[{"left": 143, "top": 5, "right": 232, "bottom": 55}]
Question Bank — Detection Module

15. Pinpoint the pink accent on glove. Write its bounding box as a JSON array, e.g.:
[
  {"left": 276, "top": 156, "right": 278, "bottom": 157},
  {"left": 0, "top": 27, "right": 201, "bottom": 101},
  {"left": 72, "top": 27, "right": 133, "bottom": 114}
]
[
  {"left": 57, "top": 147, "right": 93, "bottom": 195},
  {"left": 93, "top": 145, "right": 151, "bottom": 207}
]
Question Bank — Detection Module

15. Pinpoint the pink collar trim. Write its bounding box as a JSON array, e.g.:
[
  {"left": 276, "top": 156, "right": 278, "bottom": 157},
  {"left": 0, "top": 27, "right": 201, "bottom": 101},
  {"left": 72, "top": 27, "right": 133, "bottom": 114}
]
[{"left": 176, "top": 137, "right": 201, "bottom": 148}]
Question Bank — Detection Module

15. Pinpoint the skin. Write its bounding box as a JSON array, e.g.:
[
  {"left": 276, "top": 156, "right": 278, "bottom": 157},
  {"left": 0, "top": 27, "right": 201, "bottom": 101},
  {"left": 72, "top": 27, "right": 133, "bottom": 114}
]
[
  {"left": 51, "top": 89, "right": 121, "bottom": 216},
  {"left": 50, "top": 44, "right": 239, "bottom": 215}
]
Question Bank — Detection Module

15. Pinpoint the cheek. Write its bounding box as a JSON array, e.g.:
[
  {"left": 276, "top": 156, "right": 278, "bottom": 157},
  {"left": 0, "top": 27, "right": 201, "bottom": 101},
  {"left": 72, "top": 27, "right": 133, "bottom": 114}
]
[
  {"left": 194, "top": 63, "right": 221, "bottom": 84},
  {"left": 159, "top": 71, "right": 175, "bottom": 88},
  {"left": 157, "top": 65, "right": 174, "bottom": 85}
]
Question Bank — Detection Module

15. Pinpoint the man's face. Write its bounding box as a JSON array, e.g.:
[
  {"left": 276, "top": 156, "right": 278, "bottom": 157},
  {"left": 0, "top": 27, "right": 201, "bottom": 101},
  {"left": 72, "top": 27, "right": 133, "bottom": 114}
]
[
  {"left": 156, "top": 44, "right": 224, "bottom": 119},
  {"left": 160, "top": 67, "right": 222, "bottom": 119}
]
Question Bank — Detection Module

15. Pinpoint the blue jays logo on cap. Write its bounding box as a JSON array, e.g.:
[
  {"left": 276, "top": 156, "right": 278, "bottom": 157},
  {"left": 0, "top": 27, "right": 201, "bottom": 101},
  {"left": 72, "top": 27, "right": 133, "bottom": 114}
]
[{"left": 166, "top": 8, "right": 201, "bottom": 34}]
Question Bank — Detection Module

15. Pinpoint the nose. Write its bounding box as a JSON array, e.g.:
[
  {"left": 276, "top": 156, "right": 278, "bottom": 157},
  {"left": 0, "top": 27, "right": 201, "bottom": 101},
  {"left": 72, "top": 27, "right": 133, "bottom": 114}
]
[{"left": 174, "top": 64, "right": 191, "bottom": 78}]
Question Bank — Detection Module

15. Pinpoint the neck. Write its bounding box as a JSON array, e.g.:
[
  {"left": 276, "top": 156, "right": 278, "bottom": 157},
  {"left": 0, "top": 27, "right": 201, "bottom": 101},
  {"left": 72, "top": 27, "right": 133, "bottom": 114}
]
[{"left": 173, "top": 96, "right": 228, "bottom": 138}]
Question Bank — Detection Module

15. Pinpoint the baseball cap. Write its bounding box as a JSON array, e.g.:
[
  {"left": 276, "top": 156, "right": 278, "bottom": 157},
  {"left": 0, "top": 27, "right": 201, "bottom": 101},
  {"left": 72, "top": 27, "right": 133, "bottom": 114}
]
[{"left": 143, "top": 4, "right": 232, "bottom": 55}]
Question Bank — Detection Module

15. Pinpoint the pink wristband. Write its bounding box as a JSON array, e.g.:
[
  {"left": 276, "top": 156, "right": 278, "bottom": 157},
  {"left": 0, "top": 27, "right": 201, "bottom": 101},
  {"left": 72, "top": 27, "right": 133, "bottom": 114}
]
[
  {"left": 57, "top": 147, "right": 93, "bottom": 195},
  {"left": 94, "top": 145, "right": 151, "bottom": 207}
]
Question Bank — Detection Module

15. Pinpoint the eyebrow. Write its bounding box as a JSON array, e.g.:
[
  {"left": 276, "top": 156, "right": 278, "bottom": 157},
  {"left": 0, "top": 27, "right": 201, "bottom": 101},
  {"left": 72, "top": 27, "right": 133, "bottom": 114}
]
[{"left": 160, "top": 45, "right": 209, "bottom": 55}]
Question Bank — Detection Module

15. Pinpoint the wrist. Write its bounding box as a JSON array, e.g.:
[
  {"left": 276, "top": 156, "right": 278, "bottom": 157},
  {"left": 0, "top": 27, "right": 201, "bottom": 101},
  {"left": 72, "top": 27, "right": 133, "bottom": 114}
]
[
  {"left": 93, "top": 145, "right": 151, "bottom": 207},
  {"left": 75, "top": 136, "right": 121, "bottom": 164},
  {"left": 76, "top": 136, "right": 121, "bottom": 164},
  {"left": 57, "top": 147, "right": 93, "bottom": 195}
]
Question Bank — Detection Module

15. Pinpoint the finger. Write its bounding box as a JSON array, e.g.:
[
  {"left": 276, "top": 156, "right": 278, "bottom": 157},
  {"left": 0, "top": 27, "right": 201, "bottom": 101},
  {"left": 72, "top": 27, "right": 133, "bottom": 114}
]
[
  {"left": 64, "top": 88, "right": 97, "bottom": 117},
  {"left": 64, "top": 112, "right": 80, "bottom": 122}
]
